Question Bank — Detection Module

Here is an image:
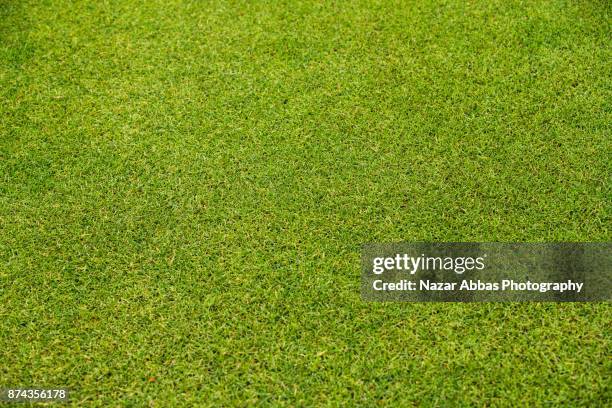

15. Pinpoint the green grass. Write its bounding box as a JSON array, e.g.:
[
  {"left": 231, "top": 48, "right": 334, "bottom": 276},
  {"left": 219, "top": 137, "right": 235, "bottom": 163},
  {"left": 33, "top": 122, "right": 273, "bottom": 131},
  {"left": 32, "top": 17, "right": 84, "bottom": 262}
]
[{"left": 1, "top": 0, "right": 610, "bottom": 405}]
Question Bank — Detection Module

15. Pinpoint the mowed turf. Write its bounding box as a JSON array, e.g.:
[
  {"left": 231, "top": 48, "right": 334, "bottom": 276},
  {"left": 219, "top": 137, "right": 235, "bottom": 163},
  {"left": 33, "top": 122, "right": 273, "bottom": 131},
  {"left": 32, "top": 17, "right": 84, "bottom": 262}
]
[{"left": 1, "top": 0, "right": 610, "bottom": 405}]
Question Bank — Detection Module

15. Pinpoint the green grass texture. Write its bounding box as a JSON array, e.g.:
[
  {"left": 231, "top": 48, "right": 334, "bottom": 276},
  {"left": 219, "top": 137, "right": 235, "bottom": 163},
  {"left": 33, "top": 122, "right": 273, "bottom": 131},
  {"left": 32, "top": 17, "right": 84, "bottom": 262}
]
[{"left": 1, "top": 0, "right": 610, "bottom": 406}]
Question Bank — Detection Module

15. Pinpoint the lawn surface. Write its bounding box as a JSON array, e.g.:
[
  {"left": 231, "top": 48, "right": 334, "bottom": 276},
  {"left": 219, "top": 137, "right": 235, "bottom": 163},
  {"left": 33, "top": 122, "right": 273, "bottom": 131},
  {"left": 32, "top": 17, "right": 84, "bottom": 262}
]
[{"left": 1, "top": 0, "right": 610, "bottom": 406}]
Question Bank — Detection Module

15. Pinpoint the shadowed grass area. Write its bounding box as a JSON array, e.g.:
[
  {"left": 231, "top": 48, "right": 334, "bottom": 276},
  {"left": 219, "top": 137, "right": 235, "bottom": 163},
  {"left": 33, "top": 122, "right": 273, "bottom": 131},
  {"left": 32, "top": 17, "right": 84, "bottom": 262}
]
[{"left": 1, "top": 0, "right": 610, "bottom": 405}]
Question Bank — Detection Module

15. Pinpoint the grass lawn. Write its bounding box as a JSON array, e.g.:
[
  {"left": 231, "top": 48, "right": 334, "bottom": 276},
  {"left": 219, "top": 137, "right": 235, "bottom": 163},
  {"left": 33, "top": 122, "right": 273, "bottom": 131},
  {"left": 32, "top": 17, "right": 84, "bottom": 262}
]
[{"left": 1, "top": 0, "right": 610, "bottom": 405}]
